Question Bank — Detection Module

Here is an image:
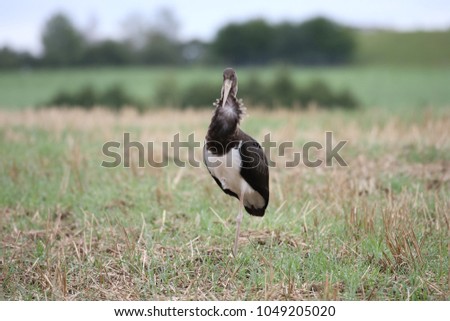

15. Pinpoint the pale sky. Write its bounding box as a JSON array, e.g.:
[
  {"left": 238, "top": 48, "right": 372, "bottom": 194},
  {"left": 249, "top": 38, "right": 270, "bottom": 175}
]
[{"left": 1, "top": 0, "right": 449, "bottom": 54}]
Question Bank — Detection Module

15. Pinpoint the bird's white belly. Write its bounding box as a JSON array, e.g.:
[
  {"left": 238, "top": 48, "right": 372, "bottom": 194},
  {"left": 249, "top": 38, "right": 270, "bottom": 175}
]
[{"left": 205, "top": 147, "right": 265, "bottom": 209}]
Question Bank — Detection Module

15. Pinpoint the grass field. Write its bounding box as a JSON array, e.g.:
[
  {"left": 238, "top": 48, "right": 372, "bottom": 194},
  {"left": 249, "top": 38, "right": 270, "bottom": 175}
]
[
  {"left": 356, "top": 30, "right": 450, "bottom": 66},
  {"left": 0, "top": 104, "right": 448, "bottom": 300},
  {"left": 1, "top": 66, "right": 450, "bottom": 110}
]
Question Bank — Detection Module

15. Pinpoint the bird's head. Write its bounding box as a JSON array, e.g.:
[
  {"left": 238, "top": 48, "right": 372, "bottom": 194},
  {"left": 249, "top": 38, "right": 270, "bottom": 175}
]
[{"left": 221, "top": 68, "right": 238, "bottom": 108}]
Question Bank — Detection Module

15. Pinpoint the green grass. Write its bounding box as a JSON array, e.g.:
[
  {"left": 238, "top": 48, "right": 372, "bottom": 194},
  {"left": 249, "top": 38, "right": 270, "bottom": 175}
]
[
  {"left": 0, "top": 106, "right": 448, "bottom": 300},
  {"left": 356, "top": 30, "right": 450, "bottom": 66},
  {"left": 1, "top": 66, "right": 450, "bottom": 110}
]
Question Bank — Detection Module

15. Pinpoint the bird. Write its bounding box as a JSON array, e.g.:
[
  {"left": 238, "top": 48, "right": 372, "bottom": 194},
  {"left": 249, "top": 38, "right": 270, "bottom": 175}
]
[{"left": 203, "top": 68, "right": 269, "bottom": 256}]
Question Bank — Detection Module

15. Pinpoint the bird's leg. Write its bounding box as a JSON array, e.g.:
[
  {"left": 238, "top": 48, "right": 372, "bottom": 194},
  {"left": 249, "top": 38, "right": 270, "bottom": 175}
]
[{"left": 233, "top": 193, "right": 245, "bottom": 257}]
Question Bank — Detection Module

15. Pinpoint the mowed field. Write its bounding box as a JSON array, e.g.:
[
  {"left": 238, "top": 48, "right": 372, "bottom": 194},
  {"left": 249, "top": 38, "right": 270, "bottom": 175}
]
[{"left": 0, "top": 102, "right": 449, "bottom": 299}]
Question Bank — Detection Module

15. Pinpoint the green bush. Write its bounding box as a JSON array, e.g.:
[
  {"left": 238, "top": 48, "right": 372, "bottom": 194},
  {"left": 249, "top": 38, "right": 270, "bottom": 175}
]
[
  {"left": 46, "top": 72, "right": 358, "bottom": 110},
  {"left": 99, "top": 84, "right": 140, "bottom": 110},
  {"left": 298, "top": 80, "right": 334, "bottom": 107},
  {"left": 48, "top": 85, "right": 96, "bottom": 108},
  {"left": 333, "top": 89, "right": 359, "bottom": 109},
  {"left": 153, "top": 76, "right": 181, "bottom": 107},
  {"left": 239, "top": 74, "right": 272, "bottom": 107},
  {"left": 45, "top": 84, "right": 142, "bottom": 110},
  {"left": 152, "top": 71, "right": 359, "bottom": 109},
  {"left": 269, "top": 69, "right": 298, "bottom": 107},
  {"left": 296, "top": 80, "right": 358, "bottom": 108},
  {"left": 153, "top": 77, "right": 219, "bottom": 109},
  {"left": 179, "top": 82, "right": 219, "bottom": 108}
]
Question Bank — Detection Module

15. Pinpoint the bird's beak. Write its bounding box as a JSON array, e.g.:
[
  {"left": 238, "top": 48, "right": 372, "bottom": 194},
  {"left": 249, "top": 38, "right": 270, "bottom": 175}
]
[{"left": 222, "top": 79, "right": 232, "bottom": 108}]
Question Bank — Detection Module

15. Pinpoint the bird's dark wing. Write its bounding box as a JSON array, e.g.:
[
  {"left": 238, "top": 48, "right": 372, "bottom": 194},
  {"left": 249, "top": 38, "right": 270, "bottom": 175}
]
[{"left": 237, "top": 129, "right": 270, "bottom": 215}]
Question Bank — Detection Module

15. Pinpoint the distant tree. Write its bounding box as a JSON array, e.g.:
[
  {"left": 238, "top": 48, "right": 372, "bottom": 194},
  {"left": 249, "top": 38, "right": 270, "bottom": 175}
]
[
  {"left": 121, "top": 13, "right": 149, "bottom": 52},
  {"left": 271, "top": 22, "right": 303, "bottom": 62},
  {"left": 34, "top": 12, "right": 355, "bottom": 67},
  {"left": 120, "top": 8, "right": 182, "bottom": 65},
  {"left": 0, "top": 46, "right": 38, "bottom": 69},
  {"left": 140, "top": 31, "right": 181, "bottom": 65},
  {"left": 181, "top": 39, "right": 208, "bottom": 64},
  {"left": 294, "top": 17, "right": 355, "bottom": 64},
  {"left": 212, "top": 19, "right": 273, "bottom": 65},
  {"left": 212, "top": 17, "right": 355, "bottom": 65},
  {"left": 0, "top": 47, "right": 21, "bottom": 68},
  {"left": 41, "top": 13, "right": 86, "bottom": 66},
  {"left": 150, "top": 8, "right": 180, "bottom": 41},
  {"left": 81, "top": 40, "right": 134, "bottom": 66}
]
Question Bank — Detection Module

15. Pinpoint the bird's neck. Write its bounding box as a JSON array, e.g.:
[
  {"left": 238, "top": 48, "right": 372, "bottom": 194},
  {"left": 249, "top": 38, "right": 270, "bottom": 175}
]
[{"left": 206, "top": 96, "right": 245, "bottom": 144}]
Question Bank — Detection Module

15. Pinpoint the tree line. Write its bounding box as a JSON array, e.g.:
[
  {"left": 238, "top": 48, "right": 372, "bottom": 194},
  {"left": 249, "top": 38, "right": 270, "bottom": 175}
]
[{"left": 0, "top": 12, "right": 356, "bottom": 69}]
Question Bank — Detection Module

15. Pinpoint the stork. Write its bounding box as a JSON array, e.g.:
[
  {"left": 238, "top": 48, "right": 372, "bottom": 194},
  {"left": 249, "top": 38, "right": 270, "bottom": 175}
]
[{"left": 204, "top": 68, "right": 269, "bottom": 256}]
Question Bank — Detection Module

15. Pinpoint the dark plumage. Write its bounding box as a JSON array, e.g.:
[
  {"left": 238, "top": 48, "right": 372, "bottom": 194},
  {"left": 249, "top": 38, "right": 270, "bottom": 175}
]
[{"left": 204, "top": 68, "right": 269, "bottom": 255}]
